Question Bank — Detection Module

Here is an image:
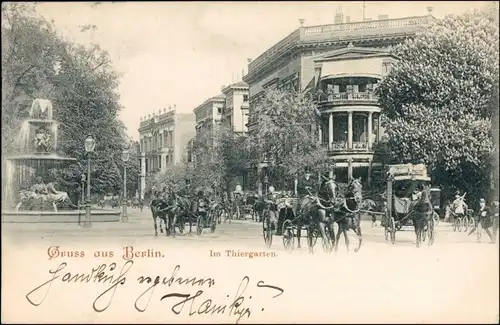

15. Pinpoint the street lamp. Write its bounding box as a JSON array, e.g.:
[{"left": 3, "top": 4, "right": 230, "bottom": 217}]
[
  {"left": 80, "top": 173, "right": 86, "bottom": 207},
  {"left": 121, "top": 148, "right": 130, "bottom": 222},
  {"left": 84, "top": 135, "right": 96, "bottom": 228}
]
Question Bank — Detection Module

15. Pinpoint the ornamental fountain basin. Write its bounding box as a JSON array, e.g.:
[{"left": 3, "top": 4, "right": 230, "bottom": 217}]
[{"left": 2, "top": 99, "right": 121, "bottom": 224}]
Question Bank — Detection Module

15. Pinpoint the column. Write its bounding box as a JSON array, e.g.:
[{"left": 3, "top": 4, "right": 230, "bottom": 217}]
[
  {"left": 328, "top": 113, "right": 333, "bottom": 149},
  {"left": 318, "top": 123, "right": 322, "bottom": 144},
  {"left": 377, "top": 115, "right": 381, "bottom": 142},
  {"left": 348, "top": 111, "right": 353, "bottom": 149},
  {"left": 367, "top": 158, "right": 373, "bottom": 188},
  {"left": 161, "top": 153, "right": 166, "bottom": 172},
  {"left": 329, "top": 162, "right": 334, "bottom": 180},
  {"left": 294, "top": 177, "right": 298, "bottom": 197},
  {"left": 368, "top": 111, "right": 373, "bottom": 149},
  {"left": 347, "top": 158, "right": 353, "bottom": 182},
  {"left": 257, "top": 165, "right": 263, "bottom": 196},
  {"left": 140, "top": 152, "right": 146, "bottom": 200}
]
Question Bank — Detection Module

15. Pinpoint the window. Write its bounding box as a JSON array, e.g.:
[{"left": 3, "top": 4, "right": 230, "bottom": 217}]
[
  {"left": 217, "top": 106, "right": 223, "bottom": 114},
  {"left": 158, "top": 156, "right": 162, "bottom": 169},
  {"left": 243, "top": 94, "right": 249, "bottom": 102},
  {"left": 382, "top": 61, "right": 392, "bottom": 74}
]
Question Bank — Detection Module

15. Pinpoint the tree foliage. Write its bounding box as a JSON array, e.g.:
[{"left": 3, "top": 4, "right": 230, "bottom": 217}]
[
  {"left": 376, "top": 7, "right": 499, "bottom": 200},
  {"left": 247, "top": 89, "right": 329, "bottom": 178},
  {"left": 2, "top": 3, "right": 137, "bottom": 196}
]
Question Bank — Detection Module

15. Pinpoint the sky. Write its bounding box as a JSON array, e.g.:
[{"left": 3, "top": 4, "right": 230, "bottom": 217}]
[{"left": 34, "top": 1, "right": 489, "bottom": 140}]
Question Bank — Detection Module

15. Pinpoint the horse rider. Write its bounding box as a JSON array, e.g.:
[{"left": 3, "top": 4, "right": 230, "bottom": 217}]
[{"left": 451, "top": 192, "right": 467, "bottom": 221}]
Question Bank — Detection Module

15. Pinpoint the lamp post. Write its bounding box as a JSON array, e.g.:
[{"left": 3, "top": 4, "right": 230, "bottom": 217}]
[
  {"left": 121, "top": 148, "right": 130, "bottom": 222},
  {"left": 263, "top": 175, "right": 269, "bottom": 195},
  {"left": 84, "top": 135, "right": 96, "bottom": 228},
  {"left": 80, "top": 174, "right": 86, "bottom": 207}
]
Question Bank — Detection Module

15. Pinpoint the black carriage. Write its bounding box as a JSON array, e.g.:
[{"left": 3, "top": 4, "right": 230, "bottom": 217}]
[
  {"left": 195, "top": 199, "right": 217, "bottom": 235},
  {"left": 272, "top": 197, "right": 333, "bottom": 253},
  {"left": 384, "top": 164, "right": 438, "bottom": 245}
]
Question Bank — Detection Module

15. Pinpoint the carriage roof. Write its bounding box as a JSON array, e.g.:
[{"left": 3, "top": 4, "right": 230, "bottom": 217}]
[{"left": 387, "top": 163, "right": 431, "bottom": 182}]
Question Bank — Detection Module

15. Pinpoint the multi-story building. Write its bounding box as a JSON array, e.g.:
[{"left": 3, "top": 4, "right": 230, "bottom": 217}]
[
  {"left": 243, "top": 8, "right": 435, "bottom": 187},
  {"left": 193, "top": 94, "right": 226, "bottom": 136},
  {"left": 138, "top": 105, "right": 196, "bottom": 197},
  {"left": 221, "top": 81, "right": 250, "bottom": 134}
]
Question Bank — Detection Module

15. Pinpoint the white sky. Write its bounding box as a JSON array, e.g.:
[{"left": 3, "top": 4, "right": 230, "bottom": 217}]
[{"left": 34, "top": 1, "right": 489, "bottom": 140}]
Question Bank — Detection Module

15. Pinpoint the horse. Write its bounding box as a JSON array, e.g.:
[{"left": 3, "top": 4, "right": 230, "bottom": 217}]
[
  {"left": 411, "top": 188, "right": 434, "bottom": 248},
  {"left": 150, "top": 195, "right": 169, "bottom": 236},
  {"left": 331, "top": 177, "right": 365, "bottom": 253},
  {"left": 292, "top": 178, "right": 337, "bottom": 251},
  {"left": 173, "top": 194, "right": 196, "bottom": 235}
]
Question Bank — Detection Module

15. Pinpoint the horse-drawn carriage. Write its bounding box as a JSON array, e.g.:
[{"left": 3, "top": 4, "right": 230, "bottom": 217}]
[
  {"left": 262, "top": 190, "right": 336, "bottom": 253},
  {"left": 99, "top": 194, "right": 120, "bottom": 209},
  {"left": 384, "top": 164, "right": 439, "bottom": 246}
]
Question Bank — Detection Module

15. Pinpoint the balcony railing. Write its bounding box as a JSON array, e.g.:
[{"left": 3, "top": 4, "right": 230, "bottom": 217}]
[
  {"left": 318, "top": 92, "right": 378, "bottom": 104},
  {"left": 328, "top": 141, "right": 372, "bottom": 152},
  {"left": 247, "top": 15, "right": 433, "bottom": 76}
]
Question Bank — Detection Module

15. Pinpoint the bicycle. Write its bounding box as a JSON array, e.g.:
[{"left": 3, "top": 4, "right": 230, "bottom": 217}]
[{"left": 452, "top": 212, "right": 466, "bottom": 232}]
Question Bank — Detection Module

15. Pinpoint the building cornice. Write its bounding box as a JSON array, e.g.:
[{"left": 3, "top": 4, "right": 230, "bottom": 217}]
[{"left": 243, "top": 15, "right": 434, "bottom": 85}]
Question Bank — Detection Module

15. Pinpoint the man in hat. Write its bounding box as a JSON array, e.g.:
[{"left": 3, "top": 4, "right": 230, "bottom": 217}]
[
  {"left": 451, "top": 192, "right": 467, "bottom": 222},
  {"left": 468, "top": 198, "right": 494, "bottom": 243},
  {"left": 297, "top": 170, "right": 317, "bottom": 199}
]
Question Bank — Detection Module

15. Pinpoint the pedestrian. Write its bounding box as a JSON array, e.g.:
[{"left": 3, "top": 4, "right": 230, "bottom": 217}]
[{"left": 468, "top": 198, "right": 494, "bottom": 243}]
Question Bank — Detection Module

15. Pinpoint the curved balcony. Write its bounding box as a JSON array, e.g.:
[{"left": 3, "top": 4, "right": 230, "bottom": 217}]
[{"left": 317, "top": 92, "right": 378, "bottom": 106}]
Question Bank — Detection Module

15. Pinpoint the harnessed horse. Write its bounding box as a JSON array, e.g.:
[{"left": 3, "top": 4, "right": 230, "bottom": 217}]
[
  {"left": 292, "top": 178, "right": 337, "bottom": 250},
  {"left": 331, "top": 178, "right": 365, "bottom": 253},
  {"left": 411, "top": 187, "right": 434, "bottom": 248}
]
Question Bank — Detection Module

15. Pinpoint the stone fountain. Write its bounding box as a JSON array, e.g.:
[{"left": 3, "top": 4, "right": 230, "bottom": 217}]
[{"left": 2, "top": 99, "right": 121, "bottom": 223}]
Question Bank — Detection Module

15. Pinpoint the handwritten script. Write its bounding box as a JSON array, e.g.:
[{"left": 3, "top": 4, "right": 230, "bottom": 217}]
[{"left": 25, "top": 261, "right": 284, "bottom": 323}]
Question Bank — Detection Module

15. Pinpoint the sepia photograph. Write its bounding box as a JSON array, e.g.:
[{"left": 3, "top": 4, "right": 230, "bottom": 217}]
[{"left": 1, "top": 1, "right": 499, "bottom": 323}]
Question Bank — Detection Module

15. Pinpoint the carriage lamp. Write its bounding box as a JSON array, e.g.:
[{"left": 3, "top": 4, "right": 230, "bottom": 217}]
[
  {"left": 84, "top": 135, "right": 95, "bottom": 228},
  {"left": 121, "top": 148, "right": 130, "bottom": 222}
]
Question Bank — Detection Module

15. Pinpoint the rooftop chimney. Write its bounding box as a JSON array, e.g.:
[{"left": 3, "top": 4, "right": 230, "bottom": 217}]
[
  {"left": 378, "top": 14, "right": 389, "bottom": 20},
  {"left": 334, "top": 7, "right": 344, "bottom": 24},
  {"left": 426, "top": 6, "right": 434, "bottom": 15},
  {"left": 299, "top": 18, "right": 305, "bottom": 27},
  {"left": 158, "top": 109, "right": 161, "bottom": 115},
  {"left": 163, "top": 108, "right": 167, "bottom": 113}
]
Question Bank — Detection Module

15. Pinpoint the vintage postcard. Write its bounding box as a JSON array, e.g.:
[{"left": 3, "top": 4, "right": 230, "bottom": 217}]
[{"left": 1, "top": 1, "right": 499, "bottom": 323}]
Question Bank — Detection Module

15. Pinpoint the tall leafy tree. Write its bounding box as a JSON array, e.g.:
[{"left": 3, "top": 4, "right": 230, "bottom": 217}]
[
  {"left": 376, "top": 6, "right": 499, "bottom": 202},
  {"left": 1, "top": 3, "right": 138, "bottom": 197},
  {"left": 248, "top": 89, "right": 329, "bottom": 184}
]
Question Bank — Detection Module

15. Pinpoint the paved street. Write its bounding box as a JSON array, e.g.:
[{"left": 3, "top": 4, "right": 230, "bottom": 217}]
[
  {"left": 2, "top": 208, "right": 497, "bottom": 250},
  {"left": 2, "top": 208, "right": 499, "bottom": 324}
]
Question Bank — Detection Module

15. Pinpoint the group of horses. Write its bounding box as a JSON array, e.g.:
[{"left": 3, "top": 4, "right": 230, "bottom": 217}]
[
  {"left": 253, "top": 177, "right": 437, "bottom": 252},
  {"left": 147, "top": 177, "right": 437, "bottom": 251}
]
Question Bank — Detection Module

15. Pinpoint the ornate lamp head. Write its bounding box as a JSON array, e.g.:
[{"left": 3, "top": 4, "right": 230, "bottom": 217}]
[{"left": 84, "top": 135, "right": 96, "bottom": 153}]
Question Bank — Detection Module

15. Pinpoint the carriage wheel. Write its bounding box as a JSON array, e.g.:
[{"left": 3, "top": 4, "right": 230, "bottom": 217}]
[
  {"left": 262, "top": 213, "right": 273, "bottom": 248},
  {"left": 196, "top": 216, "right": 203, "bottom": 235},
  {"left": 452, "top": 217, "right": 458, "bottom": 232},
  {"left": 468, "top": 217, "right": 475, "bottom": 230},
  {"left": 322, "top": 226, "right": 334, "bottom": 253},
  {"left": 390, "top": 217, "right": 396, "bottom": 244},
  {"left": 282, "top": 220, "right": 294, "bottom": 251}
]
